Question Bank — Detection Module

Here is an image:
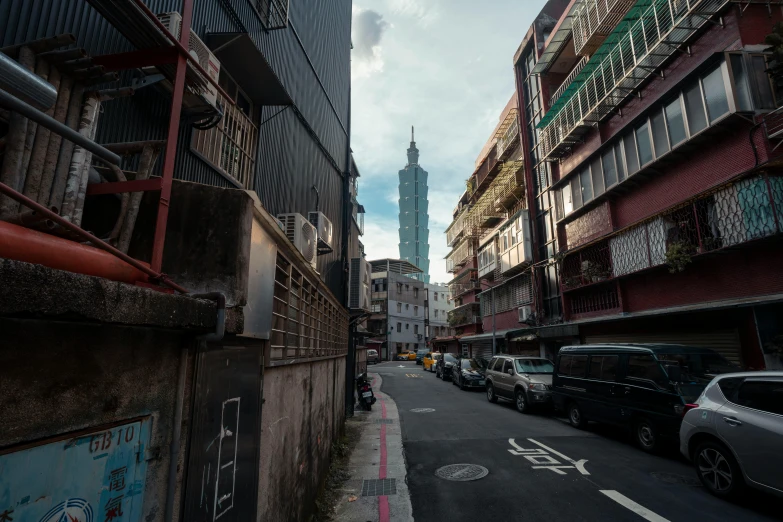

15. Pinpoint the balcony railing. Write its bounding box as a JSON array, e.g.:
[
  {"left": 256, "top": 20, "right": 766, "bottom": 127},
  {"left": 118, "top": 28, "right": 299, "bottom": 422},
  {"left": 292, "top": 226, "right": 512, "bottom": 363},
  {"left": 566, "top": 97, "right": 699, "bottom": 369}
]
[
  {"left": 550, "top": 56, "right": 589, "bottom": 106},
  {"left": 446, "top": 237, "right": 476, "bottom": 271},
  {"left": 538, "top": 0, "right": 732, "bottom": 161},
  {"left": 447, "top": 208, "right": 469, "bottom": 246},
  {"left": 192, "top": 93, "right": 258, "bottom": 190},
  {"left": 448, "top": 302, "right": 482, "bottom": 327},
  {"left": 560, "top": 173, "right": 783, "bottom": 292},
  {"left": 449, "top": 280, "right": 481, "bottom": 300},
  {"left": 572, "top": 0, "right": 636, "bottom": 56},
  {"left": 496, "top": 109, "right": 520, "bottom": 161}
]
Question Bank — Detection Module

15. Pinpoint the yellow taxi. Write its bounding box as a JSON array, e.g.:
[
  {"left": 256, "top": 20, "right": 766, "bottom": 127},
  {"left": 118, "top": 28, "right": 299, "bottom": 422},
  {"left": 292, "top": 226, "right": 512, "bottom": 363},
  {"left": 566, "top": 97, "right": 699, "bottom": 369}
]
[
  {"left": 423, "top": 352, "right": 441, "bottom": 372},
  {"left": 396, "top": 351, "right": 416, "bottom": 361}
]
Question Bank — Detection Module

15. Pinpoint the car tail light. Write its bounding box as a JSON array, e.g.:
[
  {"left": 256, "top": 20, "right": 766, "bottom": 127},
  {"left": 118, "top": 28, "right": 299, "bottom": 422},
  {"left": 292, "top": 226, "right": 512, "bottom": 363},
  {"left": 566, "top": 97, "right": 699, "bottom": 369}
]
[{"left": 677, "top": 403, "right": 699, "bottom": 417}]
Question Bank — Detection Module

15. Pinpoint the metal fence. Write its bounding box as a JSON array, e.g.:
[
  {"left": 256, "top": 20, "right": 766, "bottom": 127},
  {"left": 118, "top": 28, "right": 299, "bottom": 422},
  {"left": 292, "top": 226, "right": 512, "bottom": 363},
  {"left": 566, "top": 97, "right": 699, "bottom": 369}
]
[
  {"left": 572, "top": 0, "right": 636, "bottom": 56},
  {"left": 561, "top": 173, "right": 783, "bottom": 291}
]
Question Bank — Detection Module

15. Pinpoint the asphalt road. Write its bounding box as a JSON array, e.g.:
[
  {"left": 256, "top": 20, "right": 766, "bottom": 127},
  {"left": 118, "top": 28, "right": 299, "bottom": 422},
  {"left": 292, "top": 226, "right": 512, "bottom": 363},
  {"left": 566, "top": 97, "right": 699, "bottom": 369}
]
[{"left": 373, "top": 360, "right": 782, "bottom": 522}]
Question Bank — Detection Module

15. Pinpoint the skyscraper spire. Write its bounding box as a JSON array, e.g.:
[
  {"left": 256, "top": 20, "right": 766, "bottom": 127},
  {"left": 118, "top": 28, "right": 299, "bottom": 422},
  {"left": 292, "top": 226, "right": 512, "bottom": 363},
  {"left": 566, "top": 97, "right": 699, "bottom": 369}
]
[{"left": 407, "top": 125, "right": 419, "bottom": 165}]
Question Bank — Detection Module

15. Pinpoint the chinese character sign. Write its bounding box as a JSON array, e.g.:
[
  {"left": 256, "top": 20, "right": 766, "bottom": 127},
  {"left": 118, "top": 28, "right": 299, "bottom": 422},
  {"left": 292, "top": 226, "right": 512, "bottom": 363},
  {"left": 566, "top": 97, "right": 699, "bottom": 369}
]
[{"left": 0, "top": 419, "right": 150, "bottom": 522}]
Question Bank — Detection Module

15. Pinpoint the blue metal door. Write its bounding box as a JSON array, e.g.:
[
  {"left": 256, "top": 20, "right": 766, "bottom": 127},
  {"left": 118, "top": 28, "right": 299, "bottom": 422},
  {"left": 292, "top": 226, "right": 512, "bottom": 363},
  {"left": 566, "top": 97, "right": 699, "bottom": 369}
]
[{"left": 0, "top": 418, "right": 151, "bottom": 522}]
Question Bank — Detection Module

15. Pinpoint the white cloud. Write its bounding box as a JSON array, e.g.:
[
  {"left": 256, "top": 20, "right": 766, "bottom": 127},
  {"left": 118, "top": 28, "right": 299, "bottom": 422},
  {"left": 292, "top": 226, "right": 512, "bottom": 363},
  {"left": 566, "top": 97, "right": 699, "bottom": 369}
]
[
  {"left": 388, "top": 0, "right": 440, "bottom": 27},
  {"left": 352, "top": 7, "right": 389, "bottom": 78}
]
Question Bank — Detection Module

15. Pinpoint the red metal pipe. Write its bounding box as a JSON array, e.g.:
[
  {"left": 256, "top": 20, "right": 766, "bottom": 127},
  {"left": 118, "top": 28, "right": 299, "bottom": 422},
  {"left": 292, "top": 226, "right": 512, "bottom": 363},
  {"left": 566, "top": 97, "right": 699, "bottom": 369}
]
[
  {"left": 0, "top": 180, "right": 188, "bottom": 293},
  {"left": 0, "top": 220, "right": 149, "bottom": 284}
]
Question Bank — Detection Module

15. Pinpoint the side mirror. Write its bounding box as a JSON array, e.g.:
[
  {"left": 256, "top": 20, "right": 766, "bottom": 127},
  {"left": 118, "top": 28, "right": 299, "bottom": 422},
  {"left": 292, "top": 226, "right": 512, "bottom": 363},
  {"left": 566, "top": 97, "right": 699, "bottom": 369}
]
[
  {"left": 507, "top": 369, "right": 514, "bottom": 376},
  {"left": 665, "top": 364, "right": 682, "bottom": 382}
]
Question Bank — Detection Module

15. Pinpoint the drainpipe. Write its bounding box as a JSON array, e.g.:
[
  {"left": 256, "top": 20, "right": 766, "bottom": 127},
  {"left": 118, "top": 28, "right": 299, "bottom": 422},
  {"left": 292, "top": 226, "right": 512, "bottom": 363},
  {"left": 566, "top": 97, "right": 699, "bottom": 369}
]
[
  {"left": 343, "top": 84, "right": 356, "bottom": 416},
  {"left": 164, "top": 292, "right": 225, "bottom": 522}
]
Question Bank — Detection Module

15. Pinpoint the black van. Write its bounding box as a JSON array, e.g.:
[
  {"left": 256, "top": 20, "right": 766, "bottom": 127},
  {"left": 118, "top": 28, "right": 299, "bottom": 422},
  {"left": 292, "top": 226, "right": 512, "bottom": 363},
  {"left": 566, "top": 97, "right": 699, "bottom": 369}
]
[{"left": 552, "top": 344, "right": 739, "bottom": 452}]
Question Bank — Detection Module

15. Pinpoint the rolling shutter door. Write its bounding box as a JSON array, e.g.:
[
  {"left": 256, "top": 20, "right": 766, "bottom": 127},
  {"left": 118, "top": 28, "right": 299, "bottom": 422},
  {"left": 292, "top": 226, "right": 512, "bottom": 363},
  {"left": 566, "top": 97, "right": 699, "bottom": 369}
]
[
  {"left": 584, "top": 330, "right": 743, "bottom": 366},
  {"left": 471, "top": 341, "right": 494, "bottom": 361}
]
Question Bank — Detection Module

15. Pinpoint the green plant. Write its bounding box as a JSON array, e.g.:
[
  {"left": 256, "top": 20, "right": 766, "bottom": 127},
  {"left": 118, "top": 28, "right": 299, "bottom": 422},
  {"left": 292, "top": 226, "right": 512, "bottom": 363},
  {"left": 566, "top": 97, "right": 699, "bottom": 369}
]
[{"left": 665, "top": 241, "right": 694, "bottom": 273}]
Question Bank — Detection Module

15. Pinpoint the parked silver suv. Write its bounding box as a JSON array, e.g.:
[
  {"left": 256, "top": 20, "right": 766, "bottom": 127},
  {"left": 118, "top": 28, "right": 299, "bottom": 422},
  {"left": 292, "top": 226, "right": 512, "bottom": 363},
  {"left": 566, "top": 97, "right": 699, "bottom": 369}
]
[
  {"left": 485, "top": 356, "right": 554, "bottom": 413},
  {"left": 680, "top": 371, "right": 783, "bottom": 500}
]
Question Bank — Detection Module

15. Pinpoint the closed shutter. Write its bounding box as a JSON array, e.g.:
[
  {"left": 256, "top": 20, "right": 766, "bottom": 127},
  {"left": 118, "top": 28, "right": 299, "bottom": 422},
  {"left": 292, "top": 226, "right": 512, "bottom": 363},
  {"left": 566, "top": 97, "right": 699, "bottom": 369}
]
[
  {"left": 584, "top": 330, "right": 743, "bottom": 366},
  {"left": 472, "top": 341, "right": 494, "bottom": 361}
]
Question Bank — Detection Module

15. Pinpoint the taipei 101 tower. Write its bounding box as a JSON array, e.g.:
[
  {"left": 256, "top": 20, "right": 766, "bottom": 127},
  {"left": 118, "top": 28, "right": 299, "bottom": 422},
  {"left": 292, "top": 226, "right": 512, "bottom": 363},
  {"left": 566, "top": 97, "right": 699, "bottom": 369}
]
[{"left": 398, "top": 127, "right": 430, "bottom": 283}]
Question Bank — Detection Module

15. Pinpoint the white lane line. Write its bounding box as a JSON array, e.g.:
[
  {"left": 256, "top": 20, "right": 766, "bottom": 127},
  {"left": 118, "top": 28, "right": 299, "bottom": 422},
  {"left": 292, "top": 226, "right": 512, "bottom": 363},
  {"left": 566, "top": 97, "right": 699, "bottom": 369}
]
[
  {"left": 600, "top": 490, "right": 671, "bottom": 522},
  {"left": 527, "top": 438, "right": 576, "bottom": 463}
]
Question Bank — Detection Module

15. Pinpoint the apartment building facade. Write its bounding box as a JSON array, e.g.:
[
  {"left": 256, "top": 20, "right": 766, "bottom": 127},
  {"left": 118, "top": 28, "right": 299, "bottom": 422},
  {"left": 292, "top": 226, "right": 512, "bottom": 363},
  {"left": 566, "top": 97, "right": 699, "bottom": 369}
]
[
  {"left": 426, "top": 282, "right": 454, "bottom": 341},
  {"left": 512, "top": 0, "right": 783, "bottom": 368},
  {"left": 368, "top": 259, "right": 427, "bottom": 359}
]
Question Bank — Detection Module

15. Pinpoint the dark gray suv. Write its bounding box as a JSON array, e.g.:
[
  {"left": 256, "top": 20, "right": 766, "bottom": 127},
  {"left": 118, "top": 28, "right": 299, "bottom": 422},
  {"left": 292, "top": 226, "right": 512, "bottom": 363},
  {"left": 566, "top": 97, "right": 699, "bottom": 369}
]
[{"left": 485, "top": 356, "right": 554, "bottom": 413}]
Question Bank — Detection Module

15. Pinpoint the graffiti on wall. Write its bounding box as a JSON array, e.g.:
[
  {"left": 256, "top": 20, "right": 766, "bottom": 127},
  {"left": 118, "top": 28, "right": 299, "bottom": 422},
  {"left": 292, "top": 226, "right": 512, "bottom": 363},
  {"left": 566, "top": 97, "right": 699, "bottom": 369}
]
[{"left": 0, "top": 418, "right": 151, "bottom": 522}]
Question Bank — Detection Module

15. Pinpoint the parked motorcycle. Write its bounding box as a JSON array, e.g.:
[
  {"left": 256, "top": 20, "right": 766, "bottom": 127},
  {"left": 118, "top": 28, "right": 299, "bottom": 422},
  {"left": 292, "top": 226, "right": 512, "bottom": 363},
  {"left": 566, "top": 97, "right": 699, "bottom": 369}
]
[{"left": 355, "top": 373, "right": 376, "bottom": 411}]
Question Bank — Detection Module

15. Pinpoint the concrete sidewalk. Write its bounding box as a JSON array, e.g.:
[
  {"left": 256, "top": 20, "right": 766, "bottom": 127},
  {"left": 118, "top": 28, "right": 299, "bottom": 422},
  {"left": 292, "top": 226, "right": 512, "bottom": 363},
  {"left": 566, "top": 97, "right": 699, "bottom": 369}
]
[{"left": 333, "top": 372, "right": 414, "bottom": 522}]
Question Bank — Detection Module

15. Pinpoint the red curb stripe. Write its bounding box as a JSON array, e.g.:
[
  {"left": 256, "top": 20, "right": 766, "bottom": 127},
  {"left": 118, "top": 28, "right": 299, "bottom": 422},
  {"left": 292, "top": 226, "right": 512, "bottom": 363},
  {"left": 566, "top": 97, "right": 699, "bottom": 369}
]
[{"left": 379, "top": 390, "right": 390, "bottom": 522}]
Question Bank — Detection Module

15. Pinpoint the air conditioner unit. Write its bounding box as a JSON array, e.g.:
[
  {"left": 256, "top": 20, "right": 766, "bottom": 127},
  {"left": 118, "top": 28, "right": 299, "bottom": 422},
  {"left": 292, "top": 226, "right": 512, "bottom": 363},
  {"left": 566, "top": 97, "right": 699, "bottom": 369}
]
[
  {"left": 272, "top": 216, "right": 285, "bottom": 233},
  {"left": 157, "top": 12, "right": 221, "bottom": 108},
  {"left": 277, "top": 213, "right": 317, "bottom": 269},
  {"left": 308, "top": 211, "right": 334, "bottom": 255},
  {"left": 349, "top": 257, "right": 371, "bottom": 311},
  {"left": 518, "top": 305, "right": 533, "bottom": 323}
]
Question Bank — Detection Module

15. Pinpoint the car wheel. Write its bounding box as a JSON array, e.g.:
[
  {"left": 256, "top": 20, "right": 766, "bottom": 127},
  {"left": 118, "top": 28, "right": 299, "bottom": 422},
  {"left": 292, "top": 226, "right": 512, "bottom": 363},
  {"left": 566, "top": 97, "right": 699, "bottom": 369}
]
[
  {"left": 568, "top": 402, "right": 586, "bottom": 429},
  {"left": 515, "top": 389, "right": 529, "bottom": 414},
  {"left": 694, "top": 440, "right": 744, "bottom": 499},
  {"left": 634, "top": 418, "right": 659, "bottom": 453},
  {"left": 486, "top": 383, "right": 498, "bottom": 403}
]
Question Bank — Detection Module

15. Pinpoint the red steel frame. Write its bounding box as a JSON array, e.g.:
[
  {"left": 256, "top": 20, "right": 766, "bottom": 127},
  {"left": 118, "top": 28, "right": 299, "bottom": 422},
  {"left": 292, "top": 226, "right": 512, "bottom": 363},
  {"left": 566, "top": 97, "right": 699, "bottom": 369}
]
[{"left": 2, "top": 0, "right": 236, "bottom": 293}]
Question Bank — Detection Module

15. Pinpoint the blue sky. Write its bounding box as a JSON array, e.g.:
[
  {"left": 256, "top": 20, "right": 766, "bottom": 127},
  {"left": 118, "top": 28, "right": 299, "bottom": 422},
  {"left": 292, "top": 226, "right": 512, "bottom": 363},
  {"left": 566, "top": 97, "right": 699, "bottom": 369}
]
[{"left": 350, "top": 0, "right": 548, "bottom": 284}]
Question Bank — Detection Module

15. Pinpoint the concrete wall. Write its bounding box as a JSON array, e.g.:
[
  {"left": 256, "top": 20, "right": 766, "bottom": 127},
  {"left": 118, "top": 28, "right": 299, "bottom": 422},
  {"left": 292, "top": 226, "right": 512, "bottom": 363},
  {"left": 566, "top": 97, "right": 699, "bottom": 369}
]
[
  {"left": 0, "top": 318, "right": 194, "bottom": 522},
  {"left": 257, "top": 357, "right": 346, "bottom": 522}
]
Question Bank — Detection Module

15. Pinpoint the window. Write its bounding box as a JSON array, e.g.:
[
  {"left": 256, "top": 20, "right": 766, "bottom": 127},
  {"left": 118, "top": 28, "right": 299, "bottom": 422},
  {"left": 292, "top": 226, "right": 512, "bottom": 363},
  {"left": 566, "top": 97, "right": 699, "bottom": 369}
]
[
  {"left": 684, "top": 81, "right": 708, "bottom": 134},
  {"left": 733, "top": 380, "right": 783, "bottom": 415},
  {"left": 602, "top": 149, "right": 617, "bottom": 188},
  {"left": 651, "top": 109, "right": 670, "bottom": 158},
  {"left": 406, "top": 303, "right": 409, "bottom": 310},
  {"left": 397, "top": 283, "right": 403, "bottom": 292},
  {"left": 434, "top": 309, "right": 438, "bottom": 318},
  {"left": 626, "top": 355, "right": 666, "bottom": 385},
  {"left": 434, "top": 292, "right": 438, "bottom": 301},
  {"left": 414, "top": 324, "right": 419, "bottom": 334},
  {"left": 588, "top": 355, "right": 619, "bottom": 381},
  {"left": 591, "top": 156, "right": 605, "bottom": 196},
  {"left": 414, "top": 287, "right": 418, "bottom": 298},
  {"left": 396, "top": 322, "right": 401, "bottom": 332},
  {"left": 702, "top": 65, "right": 729, "bottom": 122},
  {"left": 397, "top": 302, "right": 402, "bottom": 313},
  {"left": 562, "top": 182, "right": 573, "bottom": 216},
  {"left": 614, "top": 142, "right": 626, "bottom": 181},
  {"left": 730, "top": 54, "right": 753, "bottom": 111},
  {"left": 751, "top": 55, "right": 775, "bottom": 109},
  {"left": 579, "top": 168, "right": 593, "bottom": 203},
  {"left": 623, "top": 133, "right": 640, "bottom": 174},
  {"left": 665, "top": 97, "right": 686, "bottom": 146},
  {"left": 718, "top": 377, "right": 743, "bottom": 399},
  {"left": 635, "top": 121, "right": 653, "bottom": 166},
  {"left": 405, "top": 284, "right": 410, "bottom": 291},
  {"left": 571, "top": 176, "right": 583, "bottom": 209},
  {"left": 558, "top": 355, "right": 587, "bottom": 376},
  {"left": 502, "top": 359, "right": 513, "bottom": 374},
  {"left": 414, "top": 305, "right": 418, "bottom": 315},
  {"left": 406, "top": 323, "right": 409, "bottom": 330}
]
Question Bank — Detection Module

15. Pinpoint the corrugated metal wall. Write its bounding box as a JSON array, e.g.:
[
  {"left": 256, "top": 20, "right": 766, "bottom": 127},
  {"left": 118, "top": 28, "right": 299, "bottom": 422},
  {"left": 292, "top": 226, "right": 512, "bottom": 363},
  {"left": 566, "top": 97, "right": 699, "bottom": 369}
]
[{"left": 0, "top": 0, "right": 352, "bottom": 300}]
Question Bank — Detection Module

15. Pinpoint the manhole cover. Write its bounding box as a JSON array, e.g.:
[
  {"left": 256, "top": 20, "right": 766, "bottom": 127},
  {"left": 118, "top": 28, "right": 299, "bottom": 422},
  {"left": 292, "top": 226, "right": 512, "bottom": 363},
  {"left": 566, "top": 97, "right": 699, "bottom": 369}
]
[
  {"left": 651, "top": 472, "right": 701, "bottom": 486},
  {"left": 410, "top": 408, "right": 435, "bottom": 413},
  {"left": 435, "top": 464, "right": 489, "bottom": 482}
]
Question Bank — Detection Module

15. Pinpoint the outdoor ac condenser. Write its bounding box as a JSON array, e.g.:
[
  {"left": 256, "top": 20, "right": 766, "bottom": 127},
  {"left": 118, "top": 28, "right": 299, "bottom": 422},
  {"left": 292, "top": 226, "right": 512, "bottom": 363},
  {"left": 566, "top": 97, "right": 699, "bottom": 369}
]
[
  {"left": 308, "top": 211, "right": 334, "bottom": 255},
  {"left": 277, "top": 213, "right": 318, "bottom": 269},
  {"left": 157, "top": 12, "right": 221, "bottom": 108},
  {"left": 348, "top": 258, "right": 371, "bottom": 311},
  {"left": 518, "top": 305, "right": 532, "bottom": 323}
]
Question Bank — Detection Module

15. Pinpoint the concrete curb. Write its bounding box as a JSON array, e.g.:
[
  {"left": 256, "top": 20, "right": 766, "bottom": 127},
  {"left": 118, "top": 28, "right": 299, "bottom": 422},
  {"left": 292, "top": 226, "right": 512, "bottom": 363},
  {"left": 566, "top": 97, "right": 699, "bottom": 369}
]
[{"left": 333, "top": 372, "right": 414, "bottom": 522}]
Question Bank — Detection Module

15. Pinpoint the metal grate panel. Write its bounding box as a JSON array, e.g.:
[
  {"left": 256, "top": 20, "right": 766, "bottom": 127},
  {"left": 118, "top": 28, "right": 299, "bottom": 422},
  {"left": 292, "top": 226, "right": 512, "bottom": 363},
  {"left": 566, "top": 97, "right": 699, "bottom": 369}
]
[{"left": 361, "top": 478, "right": 397, "bottom": 496}]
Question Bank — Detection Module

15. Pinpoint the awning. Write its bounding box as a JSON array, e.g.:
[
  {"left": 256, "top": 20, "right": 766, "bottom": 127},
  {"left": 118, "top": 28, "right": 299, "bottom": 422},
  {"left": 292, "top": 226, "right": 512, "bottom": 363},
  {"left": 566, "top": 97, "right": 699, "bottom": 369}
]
[
  {"left": 367, "top": 338, "right": 386, "bottom": 344},
  {"left": 460, "top": 329, "right": 514, "bottom": 343},
  {"left": 206, "top": 32, "right": 292, "bottom": 106}
]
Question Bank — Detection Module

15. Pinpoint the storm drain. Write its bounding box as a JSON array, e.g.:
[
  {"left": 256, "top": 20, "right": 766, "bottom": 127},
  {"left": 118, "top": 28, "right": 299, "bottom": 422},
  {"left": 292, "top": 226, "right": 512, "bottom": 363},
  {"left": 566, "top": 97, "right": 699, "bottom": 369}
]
[
  {"left": 410, "top": 408, "right": 435, "bottom": 413},
  {"left": 361, "top": 478, "right": 397, "bottom": 496},
  {"left": 375, "top": 419, "right": 394, "bottom": 424},
  {"left": 435, "top": 464, "right": 489, "bottom": 482},
  {"left": 651, "top": 472, "right": 701, "bottom": 486}
]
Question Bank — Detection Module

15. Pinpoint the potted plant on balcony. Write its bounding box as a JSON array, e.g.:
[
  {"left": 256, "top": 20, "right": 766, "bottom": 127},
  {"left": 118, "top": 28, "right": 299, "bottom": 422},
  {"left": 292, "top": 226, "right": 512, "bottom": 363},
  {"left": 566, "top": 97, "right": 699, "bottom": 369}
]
[
  {"left": 581, "top": 260, "right": 610, "bottom": 283},
  {"left": 665, "top": 241, "right": 695, "bottom": 273}
]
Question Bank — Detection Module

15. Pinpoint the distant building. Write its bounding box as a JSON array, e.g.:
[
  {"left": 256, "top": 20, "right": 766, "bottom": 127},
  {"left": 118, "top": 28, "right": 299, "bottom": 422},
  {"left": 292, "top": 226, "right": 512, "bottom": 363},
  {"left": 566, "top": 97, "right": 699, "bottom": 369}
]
[
  {"left": 426, "top": 282, "right": 454, "bottom": 342},
  {"left": 368, "top": 259, "right": 427, "bottom": 360},
  {"left": 398, "top": 127, "right": 430, "bottom": 283}
]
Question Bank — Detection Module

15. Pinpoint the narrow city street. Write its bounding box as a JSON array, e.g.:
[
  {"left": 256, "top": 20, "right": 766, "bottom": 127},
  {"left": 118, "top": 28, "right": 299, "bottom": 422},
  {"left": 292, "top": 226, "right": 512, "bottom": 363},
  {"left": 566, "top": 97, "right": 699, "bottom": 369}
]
[{"left": 372, "top": 361, "right": 782, "bottom": 522}]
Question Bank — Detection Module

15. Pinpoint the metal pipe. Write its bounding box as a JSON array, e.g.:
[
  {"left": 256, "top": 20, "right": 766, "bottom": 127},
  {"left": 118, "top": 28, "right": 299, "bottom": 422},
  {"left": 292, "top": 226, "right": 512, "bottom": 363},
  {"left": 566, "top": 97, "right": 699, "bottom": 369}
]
[
  {"left": 0, "top": 180, "right": 189, "bottom": 293},
  {"left": 19, "top": 59, "right": 51, "bottom": 202},
  {"left": 0, "top": 47, "right": 35, "bottom": 216},
  {"left": 0, "top": 220, "right": 149, "bottom": 284},
  {"left": 38, "top": 48, "right": 86, "bottom": 62},
  {"left": 0, "top": 34, "right": 75, "bottom": 56},
  {"left": 48, "top": 82, "right": 83, "bottom": 210},
  {"left": 23, "top": 65, "right": 60, "bottom": 203},
  {"left": 0, "top": 51, "right": 57, "bottom": 111},
  {"left": 0, "top": 88, "right": 119, "bottom": 165}
]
